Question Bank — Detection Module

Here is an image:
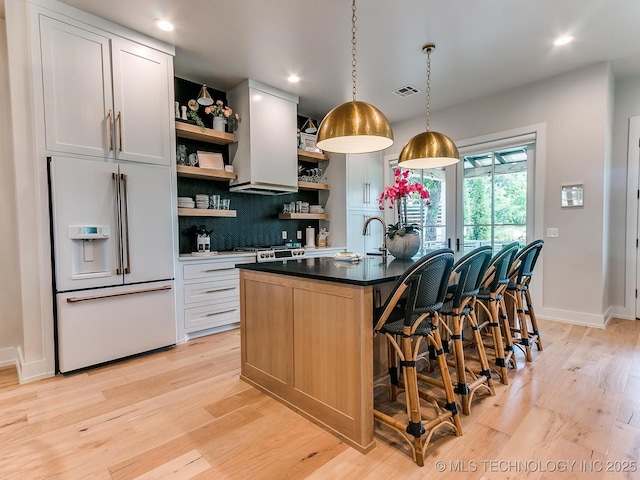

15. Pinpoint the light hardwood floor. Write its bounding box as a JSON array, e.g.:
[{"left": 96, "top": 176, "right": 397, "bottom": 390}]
[{"left": 1, "top": 318, "right": 640, "bottom": 479}]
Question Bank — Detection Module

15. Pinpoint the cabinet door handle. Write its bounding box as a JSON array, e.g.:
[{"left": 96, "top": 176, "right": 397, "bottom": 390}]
[
  {"left": 204, "top": 286, "right": 236, "bottom": 294},
  {"left": 107, "top": 109, "right": 113, "bottom": 151},
  {"left": 117, "top": 111, "right": 123, "bottom": 152},
  {"left": 456, "top": 238, "right": 460, "bottom": 252},
  {"left": 366, "top": 182, "right": 370, "bottom": 203},
  {"left": 362, "top": 182, "right": 366, "bottom": 204},
  {"left": 205, "top": 308, "right": 237, "bottom": 317},
  {"left": 204, "top": 267, "right": 236, "bottom": 273},
  {"left": 447, "top": 238, "right": 451, "bottom": 249}
]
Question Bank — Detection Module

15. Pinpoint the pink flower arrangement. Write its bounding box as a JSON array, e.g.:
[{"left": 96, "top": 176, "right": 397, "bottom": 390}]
[{"left": 377, "top": 169, "right": 430, "bottom": 210}]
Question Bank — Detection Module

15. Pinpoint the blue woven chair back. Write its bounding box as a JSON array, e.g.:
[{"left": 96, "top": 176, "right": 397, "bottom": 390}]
[
  {"left": 408, "top": 250, "right": 455, "bottom": 316},
  {"left": 376, "top": 249, "right": 454, "bottom": 327},
  {"left": 511, "top": 240, "right": 544, "bottom": 283},
  {"left": 484, "top": 242, "right": 520, "bottom": 292},
  {"left": 449, "top": 246, "right": 493, "bottom": 307}
]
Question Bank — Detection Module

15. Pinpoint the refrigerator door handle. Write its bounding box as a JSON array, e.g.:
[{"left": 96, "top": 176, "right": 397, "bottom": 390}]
[
  {"left": 66, "top": 284, "right": 172, "bottom": 303},
  {"left": 121, "top": 173, "right": 132, "bottom": 275},
  {"left": 113, "top": 172, "right": 123, "bottom": 275}
]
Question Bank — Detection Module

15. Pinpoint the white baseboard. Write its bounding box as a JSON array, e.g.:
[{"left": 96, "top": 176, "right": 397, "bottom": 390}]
[
  {"left": 537, "top": 307, "right": 608, "bottom": 329},
  {"left": 16, "top": 347, "right": 54, "bottom": 383},
  {"left": 184, "top": 323, "right": 239, "bottom": 342},
  {"left": 610, "top": 304, "right": 637, "bottom": 321},
  {"left": 0, "top": 346, "right": 17, "bottom": 367}
]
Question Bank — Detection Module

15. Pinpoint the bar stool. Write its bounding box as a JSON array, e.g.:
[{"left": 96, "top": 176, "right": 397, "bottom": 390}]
[
  {"left": 504, "top": 240, "right": 544, "bottom": 362},
  {"left": 373, "top": 249, "right": 462, "bottom": 466},
  {"left": 439, "top": 246, "right": 494, "bottom": 415},
  {"left": 475, "top": 242, "right": 520, "bottom": 384}
]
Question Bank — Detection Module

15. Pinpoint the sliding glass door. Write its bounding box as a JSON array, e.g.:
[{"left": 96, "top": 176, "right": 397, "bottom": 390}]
[{"left": 393, "top": 134, "right": 535, "bottom": 258}]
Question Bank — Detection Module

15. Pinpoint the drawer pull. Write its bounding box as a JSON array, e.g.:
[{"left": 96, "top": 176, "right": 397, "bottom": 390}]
[
  {"left": 204, "top": 286, "right": 236, "bottom": 294},
  {"left": 205, "top": 308, "right": 237, "bottom": 317},
  {"left": 204, "top": 267, "right": 236, "bottom": 273}
]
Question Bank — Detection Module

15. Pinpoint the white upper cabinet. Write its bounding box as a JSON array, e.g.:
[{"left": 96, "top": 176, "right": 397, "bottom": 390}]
[
  {"left": 39, "top": 15, "right": 172, "bottom": 165},
  {"left": 40, "top": 17, "right": 113, "bottom": 158},
  {"left": 110, "top": 38, "right": 171, "bottom": 165},
  {"left": 347, "top": 152, "right": 384, "bottom": 210}
]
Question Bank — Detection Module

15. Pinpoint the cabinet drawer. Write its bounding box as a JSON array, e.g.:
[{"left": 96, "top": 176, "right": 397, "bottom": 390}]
[
  {"left": 183, "top": 263, "right": 240, "bottom": 281},
  {"left": 184, "top": 299, "right": 240, "bottom": 332},
  {"left": 183, "top": 279, "right": 239, "bottom": 305}
]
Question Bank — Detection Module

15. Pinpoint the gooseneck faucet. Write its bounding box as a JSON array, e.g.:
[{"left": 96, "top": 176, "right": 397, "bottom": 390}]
[{"left": 363, "top": 216, "right": 387, "bottom": 261}]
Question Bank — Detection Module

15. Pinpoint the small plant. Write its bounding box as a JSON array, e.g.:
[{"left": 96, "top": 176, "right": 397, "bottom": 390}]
[{"left": 187, "top": 110, "right": 206, "bottom": 131}]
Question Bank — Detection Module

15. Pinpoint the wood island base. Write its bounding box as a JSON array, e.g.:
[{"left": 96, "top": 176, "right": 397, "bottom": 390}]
[{"left": 239, "top": 269, "right": 376, "bottom": 453}]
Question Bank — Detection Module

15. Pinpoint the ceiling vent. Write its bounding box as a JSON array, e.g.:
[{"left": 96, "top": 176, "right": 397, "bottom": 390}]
[{"left": 391, "top": 85, "right": 420, "bottom": 98}]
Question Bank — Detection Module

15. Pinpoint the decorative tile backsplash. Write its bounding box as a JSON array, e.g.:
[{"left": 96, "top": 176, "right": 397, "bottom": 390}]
[{"left": 178, "top": 177, "right": 321, "bottom": 253}]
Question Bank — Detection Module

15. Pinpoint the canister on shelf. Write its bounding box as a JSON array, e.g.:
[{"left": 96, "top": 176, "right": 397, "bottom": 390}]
[{"left": 317, "top": 228, "right": 329, "bottom": 247}]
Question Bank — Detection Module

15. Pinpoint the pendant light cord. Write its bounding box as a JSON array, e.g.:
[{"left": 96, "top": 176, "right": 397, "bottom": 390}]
[
  {"left": 351, "top": 0, "right": 357, "bottom": 102},
  {"left": 425, "top": 46, "right": 432, "bottom": 132}
]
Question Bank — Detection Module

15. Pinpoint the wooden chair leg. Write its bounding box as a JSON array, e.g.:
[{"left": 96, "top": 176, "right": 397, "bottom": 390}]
[
  {"left": 515, "top": 287, "right": 533, "bottom": 361},
  {"left": 387, "top": 336, "right": 399, "bottom": 401},
  {"left": 450, "top": 311, "right": 470, "bottom": 415},
  {"left": 524, "top": 288, "right": 543, "bottom": 352},
  {"left": 498, "top": 297, "right": 517, "bottom": 370},
  {"left": 488, "top": 296, "right": 508, "bottom": 384},
  {"left": 401, "top": 334, "right": 425, "bottom": 466},
  {"left": 430, "top": 322, "right": 463, "bottom": 436},
  {"left": 468, "top": 308, "right": 495, "bottom": 398}
]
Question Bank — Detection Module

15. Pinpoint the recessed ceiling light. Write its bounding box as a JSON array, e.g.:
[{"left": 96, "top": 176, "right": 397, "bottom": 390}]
[
  {"left": 554, "top": 35, "right": 573, "bottom": 46},
  {"left": 155, "top": 19, "right": 174, "bottom": 32},
  {"left": 287, "top": 75, "right": 300, "bottom": 83}
]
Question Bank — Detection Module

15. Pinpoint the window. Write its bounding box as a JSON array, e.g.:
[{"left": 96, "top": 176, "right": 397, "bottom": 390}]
[{"left": 461, "top": 145, "right": 528, "bottom": 254}]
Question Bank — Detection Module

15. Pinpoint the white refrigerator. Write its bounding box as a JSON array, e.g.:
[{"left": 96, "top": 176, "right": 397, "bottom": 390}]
[{"left": 49, "top": 156, "right": 176, "bottom": 373}]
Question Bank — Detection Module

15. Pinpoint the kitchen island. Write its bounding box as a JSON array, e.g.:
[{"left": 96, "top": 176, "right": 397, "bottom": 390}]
[{"left": 238, "top": 256, "right": 415, "bottom": 453}]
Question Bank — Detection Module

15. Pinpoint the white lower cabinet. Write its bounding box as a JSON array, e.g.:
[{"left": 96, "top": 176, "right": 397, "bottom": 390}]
[{"left": 178, "top": 254, "right": 254, "bottom": 337}]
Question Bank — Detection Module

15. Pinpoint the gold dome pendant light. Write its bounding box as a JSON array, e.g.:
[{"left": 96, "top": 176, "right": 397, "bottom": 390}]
[
  {"left": 316, "top": 0, "right": 393, "bottom": 154},
  {"left": 398, "top": 44, "right": 459, "bottom": 169}
]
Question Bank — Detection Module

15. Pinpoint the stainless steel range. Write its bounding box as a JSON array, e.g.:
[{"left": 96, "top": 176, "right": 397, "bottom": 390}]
[{"left": 235, "top": 245, "right": 306, "bottom": 263}]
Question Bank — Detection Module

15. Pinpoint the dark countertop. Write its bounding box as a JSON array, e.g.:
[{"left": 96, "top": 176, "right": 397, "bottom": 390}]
[{"left": 237, "top": 256, "right": 416, "bottom": 286}]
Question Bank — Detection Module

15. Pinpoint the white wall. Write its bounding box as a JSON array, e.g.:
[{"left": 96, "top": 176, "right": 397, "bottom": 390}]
[
  {"left": 4, "top": 0, "right": 55, "bottom": 381},
  {"left": 611, "top": 75, "right": 640, "bottom": 317},
  {"left": 0, "top": 18, "right": 23, "bottom": 366},
  {"left": 390, "top": 63, "right": 613, "bottom": 327}
]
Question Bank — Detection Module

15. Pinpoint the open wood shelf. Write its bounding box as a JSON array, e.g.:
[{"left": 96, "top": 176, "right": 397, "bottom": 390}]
[
  {"left": 278, "top": 213, "right": 329, "bottom": 220},
  {"left": 297, "top": 149, "right": 329, "bottom": 163},
  {"left": 178, "top": 208, "right": 237, "bottom": 217},
  {"left": 176, "top": 122, "right": 235, "bottom": 144},
  {"left": 176, "top": 165, "right": 236, "bottom": 180},
  {"left": 297, "top": 181, "right": 329, "bottom": 191}
]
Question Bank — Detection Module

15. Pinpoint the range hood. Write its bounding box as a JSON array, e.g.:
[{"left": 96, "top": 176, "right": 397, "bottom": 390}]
[{"left": 227, "top": 80, "right": 299, "bottom": 195}]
